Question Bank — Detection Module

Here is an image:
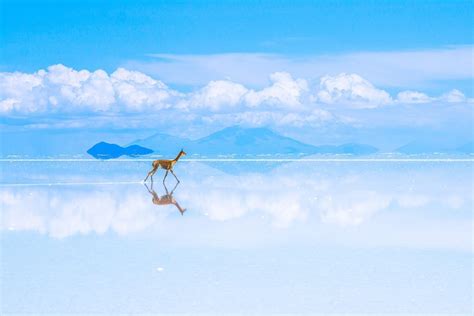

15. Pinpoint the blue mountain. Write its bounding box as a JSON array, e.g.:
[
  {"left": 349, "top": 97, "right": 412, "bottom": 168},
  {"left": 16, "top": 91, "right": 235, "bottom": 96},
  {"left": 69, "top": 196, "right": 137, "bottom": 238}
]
[
  {"left": 129, "top": 133, "right": 191, "bottom": 156},
  {"left": 396, "top": 140, "right": 474, "bottom": 155},
  {"left": 128, "top": 126, "right": 378, "bottom": 157},
  {"left": 87, "top": 142, "right": 153, "bottom": 159},
  {"left": 188, "top": 126, "right": 317, "bottom": 155}
]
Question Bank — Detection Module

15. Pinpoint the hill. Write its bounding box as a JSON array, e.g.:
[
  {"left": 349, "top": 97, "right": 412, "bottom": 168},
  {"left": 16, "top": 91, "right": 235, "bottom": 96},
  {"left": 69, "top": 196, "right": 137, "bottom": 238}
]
[
  {"left": 129, "top": 133, "right": 191, "bottom": 156},
  {"left": 188, "top": 126, "right": 317, "bottom": 155},
  {"left": 87, "top": 142, "right": 153, "bottom": 159},
  {"left": 128, "top": 126, "right": 378, "bottom": 157}
]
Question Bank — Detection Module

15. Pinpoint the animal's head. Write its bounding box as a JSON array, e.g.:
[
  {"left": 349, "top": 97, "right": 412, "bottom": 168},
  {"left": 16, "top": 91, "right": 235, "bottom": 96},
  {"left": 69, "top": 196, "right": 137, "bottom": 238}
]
[{"left": 180, "top": 149, "right": 187, "bottom": 156}]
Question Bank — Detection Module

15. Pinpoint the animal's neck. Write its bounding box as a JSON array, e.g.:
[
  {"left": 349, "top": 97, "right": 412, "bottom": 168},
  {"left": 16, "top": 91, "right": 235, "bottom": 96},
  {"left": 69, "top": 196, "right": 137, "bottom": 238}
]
[{"left": 173, "top": 152, "right": 183, "bottom": 161}]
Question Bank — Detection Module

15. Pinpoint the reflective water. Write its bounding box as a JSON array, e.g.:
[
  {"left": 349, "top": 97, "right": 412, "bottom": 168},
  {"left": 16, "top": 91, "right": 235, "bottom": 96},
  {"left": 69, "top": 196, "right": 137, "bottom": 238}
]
[{"left": 1, "top": 160, "right": 473, "bottom": 314}]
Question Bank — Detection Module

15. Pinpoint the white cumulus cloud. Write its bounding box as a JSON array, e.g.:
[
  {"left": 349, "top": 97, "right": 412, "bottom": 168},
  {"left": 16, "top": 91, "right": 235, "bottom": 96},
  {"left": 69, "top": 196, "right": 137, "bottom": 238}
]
[
  {"left": 183, "top": 80, "right": 248, "bottom": 111},
  {"left": 396, "top": 90, "right": 433, "bottom": 104},
  {"left": 439, "top": 89, "right": 466, "bottom": 103},
  {"left": 316, "top": 73, "right": 392, "bottom": 108},
  {"left": 244, "top": 72, "right": 308, "bottom": 108},
  {"left": 0, "top": 64, "right": 178, "bottom": 113},
  {"left": 396, "top": 88, "right": 469, "bottom": 104},
  {"left": 1, "top": 65, "right": 470, "bottom": 131}
]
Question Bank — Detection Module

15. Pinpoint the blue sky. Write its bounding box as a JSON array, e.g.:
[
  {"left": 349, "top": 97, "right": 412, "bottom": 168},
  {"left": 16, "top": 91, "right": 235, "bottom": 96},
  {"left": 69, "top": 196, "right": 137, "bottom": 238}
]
[
  {"left": 0, "top": 0, "right": 473, "bottom": 149},
  {"left": 2, "top": 0, "right": 473, "bottom": 71}
]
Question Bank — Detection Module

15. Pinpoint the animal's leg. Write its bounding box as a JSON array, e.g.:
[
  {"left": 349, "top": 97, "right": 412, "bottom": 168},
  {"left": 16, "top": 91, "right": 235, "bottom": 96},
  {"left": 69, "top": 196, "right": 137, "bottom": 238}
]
[
  {"left": 173, "top": 202, "right": 186, "bottom": 215},
  {"left": 144, "top": 166, "right": 157, "bottom": 182},
  {"left": 150, "top": 167, "right": 159, "bottom": 182},
  {"left": 144, "top": 182, "right": 153, "bottom": 194},
  {"left": 169, "top": 181, "right": 179, "bottom": 195},
  {"left": 162, "top": 181, "right": 170, "bottom": 195},
  {"left": 170, "top": 169, "right": 180, "bottom": 183},
  {"left": 163, "top": 170, "right": 169, "bottom": 183},
  {"left": 144, "top": 170, "right": 152, "bottom": 182}
]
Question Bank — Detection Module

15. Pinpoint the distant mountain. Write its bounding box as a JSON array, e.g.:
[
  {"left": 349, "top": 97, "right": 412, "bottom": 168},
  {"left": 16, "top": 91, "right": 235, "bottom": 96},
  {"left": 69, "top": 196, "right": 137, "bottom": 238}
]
[
  {"left": 0, "top": 129, "right": 152, "bottom": 158},
  {"left": 396, "top": 140, "right": 474, "bottom": 154},
  {"left": 188, "top": 126, "right": 317, "bottom": 155},
  {"left": 128, "top": 126, "right": 378, "bottom": 157},
  {"left": 87, "top": 142, "right": 153, "bottom": 159},
  {"left": 129, "top": 133, "right": 191, "bottom": 156}
]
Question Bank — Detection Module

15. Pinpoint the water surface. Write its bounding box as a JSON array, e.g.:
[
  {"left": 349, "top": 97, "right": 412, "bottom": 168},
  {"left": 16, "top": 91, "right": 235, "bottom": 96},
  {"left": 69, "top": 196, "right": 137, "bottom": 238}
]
[{"left": 1, "top": 159, "right": 472, "bottom": 314}]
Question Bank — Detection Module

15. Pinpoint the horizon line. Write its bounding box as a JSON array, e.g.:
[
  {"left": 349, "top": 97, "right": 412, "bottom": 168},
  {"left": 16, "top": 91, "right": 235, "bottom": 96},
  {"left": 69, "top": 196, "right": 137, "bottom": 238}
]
[{"left": 1, "top": 158, "right": 473, "bottom": 162}]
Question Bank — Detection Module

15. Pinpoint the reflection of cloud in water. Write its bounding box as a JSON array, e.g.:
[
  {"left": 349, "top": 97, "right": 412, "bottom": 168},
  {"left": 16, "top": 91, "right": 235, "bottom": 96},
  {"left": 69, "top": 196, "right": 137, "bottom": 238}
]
[
  {"left": 1, "top": 162, "right": 471, "bottom": 251},
  {"left": 1, "top": 187, "right": 162, "bottom": 238},
  {"left": 182, "top": 174, "right": 309, "bottom": 227},
  {"left": 318, "top": 191, "right": 391, "bottom": 226}
]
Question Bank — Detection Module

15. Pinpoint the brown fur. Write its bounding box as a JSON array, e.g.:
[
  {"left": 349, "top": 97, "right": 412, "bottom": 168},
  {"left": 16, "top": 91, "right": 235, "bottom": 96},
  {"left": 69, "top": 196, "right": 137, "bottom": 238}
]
[
  {"left": 144, "top": 149, "right": 186, "bottom": 183},
  {"left": 145, "top": 182, "right": 187, "bottom": 215}
]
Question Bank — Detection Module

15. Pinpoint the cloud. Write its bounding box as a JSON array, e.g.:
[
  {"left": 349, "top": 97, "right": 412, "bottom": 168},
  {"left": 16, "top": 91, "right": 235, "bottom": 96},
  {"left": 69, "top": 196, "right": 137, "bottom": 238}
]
[
  {"left": 136, "top": 46, "right": 473, "bottom": 88},
  {"left": 181, "top": 80, "right": 248, "bottom": 111},
  {"left": 1, "top": 65, "right": 471, "bottom": 132},
  {"left": 315, "top": 73, "right": 392, "bottom": 108},
  {"left": 439, "top": 89, "right": 467, "bottom": 103},
  {"left": 201, "top": 109, "right": 333, "bottom": 127},
  {"left": 396, "top": 88, "right": 469, "bottom": 104},
  {"left": 396, "top": 90, "right": 432, "bottom": 104},
  {"left": 0, "top": 70, "right": 45, "bottom": 112},
  {"left": 111, "top": 68, "right": 181, "bottom": 110},
  {"left": 244, "top": 72, "right": 308, "bottom": 108},
  {"left": 180, "top": 72, "right": 308, "bottom": 111},
  {"left": 1, "top": 66, "right": 313, "bottom": 114},
  {"left": 0, "top": 64, "right": 179, "bottom": 114}
]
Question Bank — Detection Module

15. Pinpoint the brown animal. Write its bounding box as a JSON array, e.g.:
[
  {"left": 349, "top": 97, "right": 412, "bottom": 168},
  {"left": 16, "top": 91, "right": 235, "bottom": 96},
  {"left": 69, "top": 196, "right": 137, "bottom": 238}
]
[
  {"left": 144, "top": 182, "right": 187, "bottom": 215},
  {"left": 144, "top": 149, "right": 186, "bottom": 183}
]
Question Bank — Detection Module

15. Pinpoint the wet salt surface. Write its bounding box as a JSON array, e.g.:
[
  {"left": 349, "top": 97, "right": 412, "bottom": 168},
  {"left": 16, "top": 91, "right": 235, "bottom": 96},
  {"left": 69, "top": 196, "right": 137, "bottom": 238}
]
[{"left": 1, "top": 160, "right": 472, "bottom": 314}]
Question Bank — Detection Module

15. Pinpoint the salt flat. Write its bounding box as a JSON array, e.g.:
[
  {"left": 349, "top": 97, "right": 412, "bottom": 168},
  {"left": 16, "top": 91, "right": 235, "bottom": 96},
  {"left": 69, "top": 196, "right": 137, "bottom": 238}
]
[{"left": 1, "top": 160, "right": 472, "bottom": 314}]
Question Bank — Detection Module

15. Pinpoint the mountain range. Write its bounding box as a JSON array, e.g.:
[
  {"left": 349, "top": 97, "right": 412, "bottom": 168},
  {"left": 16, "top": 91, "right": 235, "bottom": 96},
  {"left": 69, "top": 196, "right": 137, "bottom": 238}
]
[
  {"left": 128, "top": 127, "right": 474, "bottom": 156},
  {"left": 127, "top": 126, "right": 379, "bottom": 157},
  {"left": 2, "top": 125, "right": 471, "bottom": 158},
  {"left": 396, "top": 140, "right": 474, "bottom": 155}
]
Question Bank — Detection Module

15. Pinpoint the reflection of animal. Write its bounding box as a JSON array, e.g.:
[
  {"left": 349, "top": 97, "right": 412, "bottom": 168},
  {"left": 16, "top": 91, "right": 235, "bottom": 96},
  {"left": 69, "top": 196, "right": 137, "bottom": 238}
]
[
  {"left": 144, "top": 149, "right": 186, "bottom": 183},
  {"left": 144, "top": 182, "right": 187, "bottom": 215}
]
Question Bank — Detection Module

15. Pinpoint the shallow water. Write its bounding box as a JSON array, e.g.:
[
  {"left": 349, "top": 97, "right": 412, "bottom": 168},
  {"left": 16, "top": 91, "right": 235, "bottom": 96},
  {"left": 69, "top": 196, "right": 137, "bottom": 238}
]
[{"left": 1, "top": 160, "right": 473, "bottom": 314}]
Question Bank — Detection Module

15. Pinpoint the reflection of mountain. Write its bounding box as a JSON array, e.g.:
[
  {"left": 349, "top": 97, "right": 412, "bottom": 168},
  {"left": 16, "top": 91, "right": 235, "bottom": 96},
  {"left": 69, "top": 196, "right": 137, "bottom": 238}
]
[
  {"left": 129, "top": 126, "right": 378, "bottom": 157},
  {"left": 202, "top": 161, "right": 284, "bottom": 175},
  {"left": 87, "top": 142, "right": 153, "bottom": 159}
]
